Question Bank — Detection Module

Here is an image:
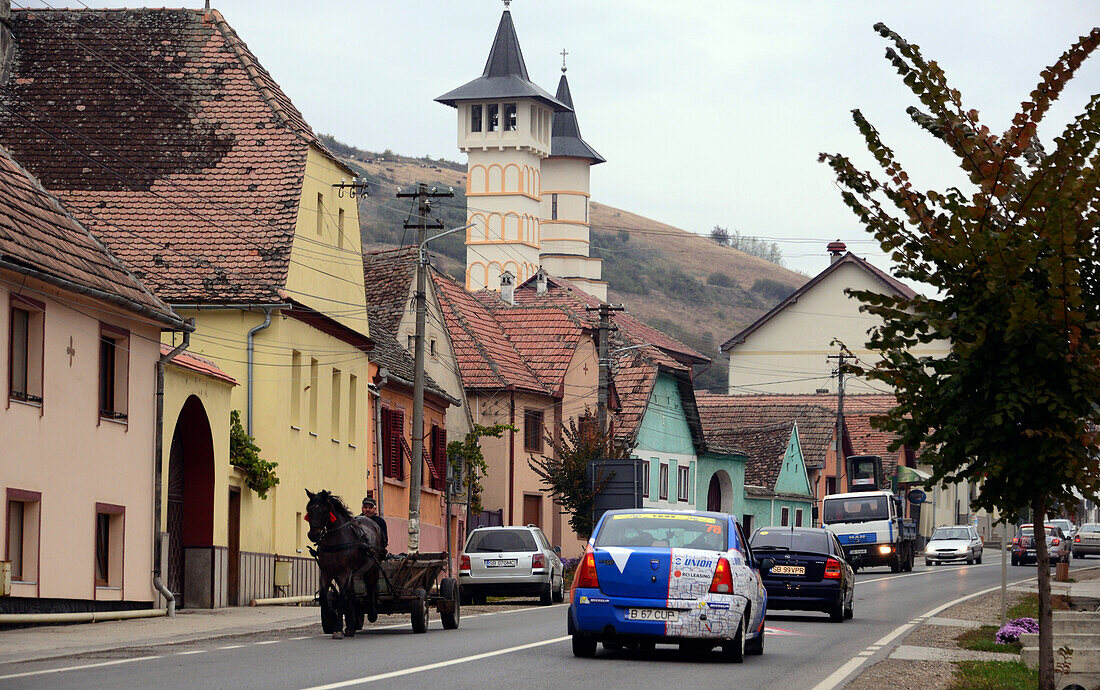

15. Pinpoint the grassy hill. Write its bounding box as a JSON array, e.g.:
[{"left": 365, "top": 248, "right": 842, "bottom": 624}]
[{"left": 322, "top": 135, "right": 808, "bottom": 392}]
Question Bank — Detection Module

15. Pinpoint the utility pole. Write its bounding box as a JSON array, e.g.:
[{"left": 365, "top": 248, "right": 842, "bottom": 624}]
[
  {"left": 827, "top": 349, "right": 852, "bottom": 493},
  {"left": 587, "top": 303, "right": 625, "bottom": 436},
  {"left": 397, "top": 182, "right": 451, "bottom": 553}
]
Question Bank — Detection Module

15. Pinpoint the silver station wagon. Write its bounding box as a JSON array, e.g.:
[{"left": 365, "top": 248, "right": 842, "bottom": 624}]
[{"left": 459, "top": 526, "right": 565, "bottom": 605}]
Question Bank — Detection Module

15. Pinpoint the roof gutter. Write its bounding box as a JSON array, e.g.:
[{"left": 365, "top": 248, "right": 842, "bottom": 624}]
[{"left": 0, "top": 257, "right": 191, "bottom": 332}]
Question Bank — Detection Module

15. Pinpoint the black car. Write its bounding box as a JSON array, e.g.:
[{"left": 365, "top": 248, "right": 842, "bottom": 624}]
[{"left": 751, "top": 526, "right": 856, "bottom": 622}]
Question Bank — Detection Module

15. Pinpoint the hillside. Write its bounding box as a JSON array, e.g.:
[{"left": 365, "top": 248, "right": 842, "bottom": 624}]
[{"left": 322, "top": 136, "right": 808, "bottom": 392}]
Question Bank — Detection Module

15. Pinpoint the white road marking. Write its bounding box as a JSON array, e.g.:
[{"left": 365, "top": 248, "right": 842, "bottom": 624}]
[
  {"left": 300, "top": 635, "right": 571, "bottom": 688},
  {"left": 0, "top": 655, "right": 161, "bottom": 681},
  {"left": 176, "top": 650, "right": 206, "bottom": 656},
  {"left": 254, "top": 640, "right": 281, "bottom": 646},
  {"left": 218, "top": 644, "right": 246, "bottom": 650},
  {"left": 859, "top": 561, "right": 999, "bottom": 585}
]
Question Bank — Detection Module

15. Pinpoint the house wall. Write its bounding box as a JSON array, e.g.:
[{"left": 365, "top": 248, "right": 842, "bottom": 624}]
[
  {"left": 727, "top": 262, "right": 941, "bottom": 395},
  {"left": 633, "top": 373, "right": 698, "bottom": 510},
  {"left": 0, "top": 274, "right": 164, "bottom": 609},
  {"left": 285, "top": 146, "right": 370, "bottom": 339},
  {"left": 173, "top": 307, "right": 372, "bottom": 603}
]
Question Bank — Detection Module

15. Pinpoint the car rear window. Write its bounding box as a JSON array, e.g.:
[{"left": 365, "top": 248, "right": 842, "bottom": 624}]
[
  {"left": 1080, "top": 525, "right": 1100, "bottom": 533},
  {"left": 466, "top": 529, "right": 538, "bottom": 553},
  {"left": 594, "top": 513, "right": 728, "bottom": 551},
  {"left": 752, "top": 529, "right": 830, "bottom": 554}
]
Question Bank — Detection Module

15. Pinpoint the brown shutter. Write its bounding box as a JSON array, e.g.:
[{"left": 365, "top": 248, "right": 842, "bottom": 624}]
[
  {"left": 381, "top": 408, "right": 393, "bottom": 478},
  {"left": 430, "top": 426, "right": 447, "bottom": 491},
  {"left": 391, "top": 410, "right": 405, "bottom": 480}
]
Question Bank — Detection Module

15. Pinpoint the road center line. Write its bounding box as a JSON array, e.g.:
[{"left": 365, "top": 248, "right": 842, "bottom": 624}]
[
  {"left": 0, "top": 655, "right": 160, "bottom": 681},
  {"left": 300, "top": 636, "right": 571, "bottom": 688}
]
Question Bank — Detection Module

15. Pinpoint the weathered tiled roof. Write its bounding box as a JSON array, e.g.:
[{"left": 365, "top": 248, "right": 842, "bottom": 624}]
[
  {"left": 0, "top": 144, "right": 185, "bottom": 329},
  {"left": 720, "top": 252, "right": 918, "bottom": 351},
  {"left": 368, "top": 316, "right": 454, "bottom": 405},
  {"left": 696, "top": 393, "right": 840, "bottom": 470},
  {"left": 430, "top": 268, "right": 550, "bottom": 395},
  {"left": 162, "top": 344, "right": 236, "bottom": 384},
  {"left": 719, "top": 422, "right": 794, "bottom": 492},
  {"left": 0, "top": 8, "right": 333, "bottom": 303},
  {"left": 362, "top": 246, "right": 417, "bottom": 334}
]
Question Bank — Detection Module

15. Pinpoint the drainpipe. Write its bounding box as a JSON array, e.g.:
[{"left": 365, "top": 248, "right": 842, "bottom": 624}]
[
  {"left": 368, "top": 368, "right": 389, "bottom": 516},
  {"left": 246, "top": 309, "right": 274, "bottom": 436},
  {"left": 508, "top": 391, "right": 516, "bottom": 525},
  {"left": 153, "top": 320, "right": 193, "bottom": 617}
]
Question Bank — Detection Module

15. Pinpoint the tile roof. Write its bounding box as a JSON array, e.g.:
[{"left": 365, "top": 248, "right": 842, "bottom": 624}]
[
  {"left": 0, "top": 8, "right": 334, "bottom": 303},
  {"left": 0, "top": 144, "right": 184, "bottom": 328},
  {"left": 719, "top": 422, "right": 795, "bottom": 492},
  {"left": 696, "top": 393, "right": 840, "bottom": 470},
  {"left": 368, "top": 316, "right": 454, "bottom": 405},
  {"left": 362, "top": 246, "right": 417, "bottom": 334},
  {"left": 161, "top": 344, "right": 236, "bottom": 385},
  {"left": 720, "top": 252, "right": 919, "bottom": 351},
  {"left": 430, "top": 268, "right": 550, "bottom": 395}
]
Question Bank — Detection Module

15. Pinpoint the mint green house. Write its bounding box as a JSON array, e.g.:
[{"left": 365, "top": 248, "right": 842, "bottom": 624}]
[
  {"left": 617, "top": 366, "right": 706, "bottom": 510},
  {"left": 696, "top": 420, "right": 814, "bottom": 534}
]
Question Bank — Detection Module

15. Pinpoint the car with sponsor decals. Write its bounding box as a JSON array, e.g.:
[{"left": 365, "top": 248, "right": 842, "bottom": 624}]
[
  {"left": 568, "top": 509, "right": 769, "bottom": 661},
  {"left": 750, "top": 526, "right": 855, "bottom": 622}
]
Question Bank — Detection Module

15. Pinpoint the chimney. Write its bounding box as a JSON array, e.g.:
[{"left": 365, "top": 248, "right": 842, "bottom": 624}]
[
  {"left": 535, "top": 269, "right": 548, "bottom": 296},
  {"left": 827, "top": 240, "right": 846, "bottom": 265},
  {"left": 499, "top": 270, "right": 515, "bottom": 306},
  {"left": 0, "top": 0, "right": 13, "bottom": 88}
]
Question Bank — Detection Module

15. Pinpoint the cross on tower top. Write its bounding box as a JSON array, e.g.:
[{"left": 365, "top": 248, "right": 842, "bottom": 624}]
[
  {"left": 560, "top": 48, "right": 568, "bottom": 73},
  {"left": 503, "top": 0, "right": 511, "bottom": 8}
]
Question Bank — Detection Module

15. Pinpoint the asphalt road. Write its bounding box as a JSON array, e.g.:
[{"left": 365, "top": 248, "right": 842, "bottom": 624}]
[{"left": 1, "top": 554, "right": 1092, "bottom": 689}]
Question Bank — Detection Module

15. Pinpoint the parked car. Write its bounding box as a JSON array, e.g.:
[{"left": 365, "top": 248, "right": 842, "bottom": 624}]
[
  {"left": 924, "top": 525, "right": 984, "bottom": 566},
  {"left": 751, "top": 526, "right": 855, "bottom": 622},
  {"left": 568, "top": 509, "right": 767, "bottom": 661},
  {"left": 1048, "top": 518, "right": 1076, "bottom": 541},
  {"left": 459, "top": 526, "right": 564, "bottom": 605},
  {"left": 1073, "top": 523, "right": 1100, "bottom": 559},
  {"left": 1011, "top": 524, "right": 1070, "bottom": 566}
]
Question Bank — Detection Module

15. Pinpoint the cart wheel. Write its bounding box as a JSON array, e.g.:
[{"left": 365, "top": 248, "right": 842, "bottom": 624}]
[
  {"left": 440, "top": 578, "right": 460, "bottom": 630},
  {"left": 411, "top": 588, "right": 429, "bottom": 634},
  {"left": 320, "top": 587, "right": 340, "bottom": 635}
]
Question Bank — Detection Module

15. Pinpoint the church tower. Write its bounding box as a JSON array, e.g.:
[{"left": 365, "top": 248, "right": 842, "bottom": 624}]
[
  {"left": 540, "top": 58, "right": 607, "bottom": 300},
  {"left": 436, "top": 6, "right": 569, "bottom": 291}
]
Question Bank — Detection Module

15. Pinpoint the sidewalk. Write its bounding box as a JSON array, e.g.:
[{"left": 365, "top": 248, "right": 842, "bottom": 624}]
[{"left": 0, "top": 604, "right": 319, "bottom": 665}]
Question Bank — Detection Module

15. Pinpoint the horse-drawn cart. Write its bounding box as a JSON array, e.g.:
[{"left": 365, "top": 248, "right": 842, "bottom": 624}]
[{"left": 320, "top": 551, "right": 461, "bottom": 635}]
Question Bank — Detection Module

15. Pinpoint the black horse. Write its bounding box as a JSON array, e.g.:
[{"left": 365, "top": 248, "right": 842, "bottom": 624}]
[{"left": 304, "top": 490, "right": 385, "bottom": 638}]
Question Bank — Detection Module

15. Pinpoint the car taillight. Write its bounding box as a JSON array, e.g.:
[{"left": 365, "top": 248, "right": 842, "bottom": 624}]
[
  {"left": 459, "top": 555, "right": 470, "bottom": 572},
  {"left": 709, "top": 557, "right": 734, "bottom": 594},
  {"left": 574, "top": 548, "right": 599, "bottom": 590},
  {"left": 532, "top": 553, "right": 545, "bottom": 569},
  {"left": 1012, "top": 537, "right": 1019, "bottom": 546},
  {"left": 824, "top": 558, "right": 842, "bottom": 579},
  {"left": 1075, "top": 536, "right": 1081, "bottom": 543},
  {"left": 1052, "top": 538, "right": 1060, "bottom": 546}
]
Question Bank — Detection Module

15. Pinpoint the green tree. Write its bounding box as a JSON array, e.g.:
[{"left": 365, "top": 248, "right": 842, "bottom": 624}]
[
  {"left": 820, "top": 24, "right": 1100, "bottom": 689},
  {"left": 709, "top": 225, "right": 730, "bottom": 246},
  {"left": 228, "top": 410, "right": 279, "bottom": 499},
  {"left": 527, "top": 413, "right": 629, "bottom": 540},
  {"left": 447, "top": 423, "right": 514, "bottom": 514}
]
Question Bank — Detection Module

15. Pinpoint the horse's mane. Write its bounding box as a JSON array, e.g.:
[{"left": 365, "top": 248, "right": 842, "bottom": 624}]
[{"left": 316, "top": 490, "right": 354, "bottom": 520}]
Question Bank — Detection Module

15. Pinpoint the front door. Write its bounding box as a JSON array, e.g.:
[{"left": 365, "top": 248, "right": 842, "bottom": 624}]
[
  {"left": 522, "top": 494, "right": 541, "bottom": 528},
  {"left": 227, "top": 488, "right": 240, "bottom": 606},
  {"left": 707, "top": 475, "right": 721, "bottom": 512}
]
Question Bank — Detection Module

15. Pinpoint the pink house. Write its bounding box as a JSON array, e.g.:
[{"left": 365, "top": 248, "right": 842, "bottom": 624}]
[{"left": 0, "top": 146, "right": 189, "bottom": 612}]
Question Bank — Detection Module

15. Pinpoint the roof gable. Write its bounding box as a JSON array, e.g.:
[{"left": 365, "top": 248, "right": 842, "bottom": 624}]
[
  {"left": 0, "top": 8, "right": 325, "bottom": 303},
  {"left": 720, "top": 252, "right": 919, "bottom": 351}
]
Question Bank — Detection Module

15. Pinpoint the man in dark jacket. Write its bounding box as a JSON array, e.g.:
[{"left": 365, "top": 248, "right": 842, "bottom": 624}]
[{"left": 361, "top": 497, "right": 388, "bottom": 551}]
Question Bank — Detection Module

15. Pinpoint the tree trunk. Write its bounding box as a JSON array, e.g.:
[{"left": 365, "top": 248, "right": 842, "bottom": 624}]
[{"left": 1032, "top": 499, "right": 1054, "bottom": 690}]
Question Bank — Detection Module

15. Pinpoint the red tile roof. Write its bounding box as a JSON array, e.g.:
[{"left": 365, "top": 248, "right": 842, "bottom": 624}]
[
  {"left": 0, "top": 144, "right": 184, "bottom": 328},
  {"left": 430, "top": 268, "right": 549, "bottom": 395},
  {"left": 161, "top": 344, "right": 237, "bottom": 385},
  {"left": 0, "top": 8, "right": 338, "bottom": 303}
]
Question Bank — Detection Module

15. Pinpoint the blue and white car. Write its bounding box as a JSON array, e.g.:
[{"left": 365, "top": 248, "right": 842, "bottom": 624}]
[{"left": 568, "top": 509, "right": 768, "bottom": 661}]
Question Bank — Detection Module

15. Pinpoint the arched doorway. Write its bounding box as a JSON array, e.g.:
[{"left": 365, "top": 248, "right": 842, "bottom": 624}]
[
  {"left": 707, "top": 470, "right": 733, "bottom": 513},
  {"left": 166, "top": 396, "right": 215, "bottom": 608}
]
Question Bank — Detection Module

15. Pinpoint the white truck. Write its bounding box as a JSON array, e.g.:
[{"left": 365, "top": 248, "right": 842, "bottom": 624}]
[{"left": 822, "top": 489, "right": 917, "bottom": 572}]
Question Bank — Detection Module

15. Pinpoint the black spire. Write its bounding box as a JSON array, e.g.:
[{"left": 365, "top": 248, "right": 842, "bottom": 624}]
[
  {"left": 550, "top": 73, "right": 604, "bottom": 164},
  {"left": 436, "top": 10, "right": 568, "bottom": 110}
]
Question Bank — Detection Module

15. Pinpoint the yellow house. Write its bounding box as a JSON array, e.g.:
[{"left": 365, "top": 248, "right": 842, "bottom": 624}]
[{"left": 0, "top": 7, "right": 374, "bottom": 606}]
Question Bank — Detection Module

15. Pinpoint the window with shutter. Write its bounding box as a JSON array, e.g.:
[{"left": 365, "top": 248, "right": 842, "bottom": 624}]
[
  {"left": 430, "top": 426, "right": 447, "bottom": 492},
  {"left": 390, "top": 410, "right": 405, "bottom": 480}
]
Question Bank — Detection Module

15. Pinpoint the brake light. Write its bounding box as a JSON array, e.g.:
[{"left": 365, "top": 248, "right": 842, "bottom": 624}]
[
  {"left": 573, "top": 547, "right": 600, "bottom": 590},
  {"left": 824, "top": 558, "right": 842, "bottom": 580},
  {"left": 459, "top": 555, "right": 470, "bottom": 573},
  {"left": 532, "top": 553, "right": 546, "bottom": 569},
  {"left": 1075, "top": 536, "right": 1081, "bottom": 543},
  {"left": 709, "top": 557, "right": 734, "bottom": 594},
  {"left": 1012, "top": 537, "right": 1019, "bottom": 546},
  {"left": 1052, "top": 538, "right": 1060, "bottom": 546}
]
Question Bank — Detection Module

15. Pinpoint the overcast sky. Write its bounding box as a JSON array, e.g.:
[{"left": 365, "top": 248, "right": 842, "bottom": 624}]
[{"left": 29, "top": 1, "right": 1100, "bottom": 277}]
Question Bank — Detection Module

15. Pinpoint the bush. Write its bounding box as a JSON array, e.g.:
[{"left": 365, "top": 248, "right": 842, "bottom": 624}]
[
  {"left": 751, "top": 278, "right": 797, "bottom": 305},
  {"left": 995, "top": 618, "right": 1038, "bottom": 644},
  {"left": 706, "top": 271, "right": 737, "bottom": 288}
]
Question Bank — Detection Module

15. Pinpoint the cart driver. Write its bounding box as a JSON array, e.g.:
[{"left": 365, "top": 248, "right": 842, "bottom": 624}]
[{"left": 361, "top": 497, "right": 389, "bottom": 552}]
